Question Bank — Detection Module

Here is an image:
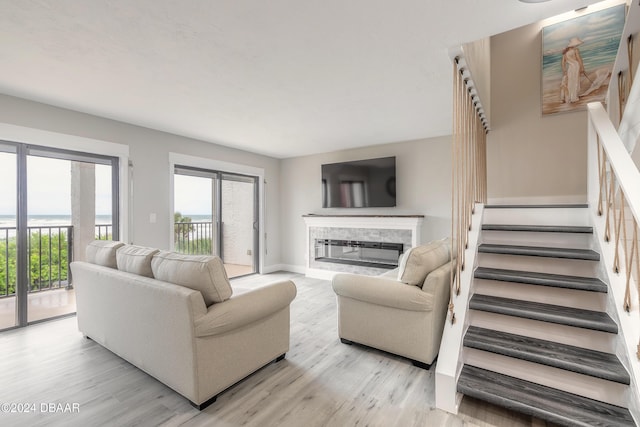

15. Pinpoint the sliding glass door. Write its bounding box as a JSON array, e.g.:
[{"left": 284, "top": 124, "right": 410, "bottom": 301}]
[
  {"left": 0, "top": 141, "right": 119, "bottom": 330},
  {"left": 0, "top": 143, "right": 17, "bottom": 329},
  {"left": 174, "top": 172, "right": 213, "bottom": 255},
  {"left": 174, "top": 166, "right": 258, "bottom": 278}
]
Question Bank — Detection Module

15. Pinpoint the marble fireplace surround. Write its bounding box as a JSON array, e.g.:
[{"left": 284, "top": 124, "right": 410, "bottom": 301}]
[{"left": 302, "top": 214, "right": 424, "bottom": 280}]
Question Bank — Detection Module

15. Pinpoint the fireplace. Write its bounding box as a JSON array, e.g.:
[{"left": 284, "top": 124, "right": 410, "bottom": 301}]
[
  {"left": 314, "top": 239, "right": 404, "bottom": 269},
  {"left": 303, "top": 214, "right": 423, "bottom": 278}
]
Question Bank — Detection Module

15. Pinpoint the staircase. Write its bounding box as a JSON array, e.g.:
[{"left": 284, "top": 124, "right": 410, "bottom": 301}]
[{"left": 457, "top": 204, "right": 636, "bottom": 426}]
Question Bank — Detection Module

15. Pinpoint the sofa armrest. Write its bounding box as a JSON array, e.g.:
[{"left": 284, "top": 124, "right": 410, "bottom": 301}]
[
  {"left": 194, "top": 280, "right": 297, "bottom": 338},
  {"left": 332, "top": 273, "right": 432, "bottom": 311}
]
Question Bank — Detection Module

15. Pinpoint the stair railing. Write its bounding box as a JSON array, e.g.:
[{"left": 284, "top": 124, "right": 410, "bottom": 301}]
[
  {"left": 588, "top": 101, "right": 640, "bottom": 359},
  {"left": 449, "top": 57, "right": 488, "bottom": 324}
]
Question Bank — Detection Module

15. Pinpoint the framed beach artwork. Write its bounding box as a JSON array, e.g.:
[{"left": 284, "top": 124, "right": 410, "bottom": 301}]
[{"left": 542, "top": 4, "right": 626, "bottom": 115}]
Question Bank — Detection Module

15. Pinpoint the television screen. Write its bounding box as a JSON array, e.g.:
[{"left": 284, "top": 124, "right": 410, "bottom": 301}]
[{"left": 322, "top": 156, "right": 396, "bottom": 208}]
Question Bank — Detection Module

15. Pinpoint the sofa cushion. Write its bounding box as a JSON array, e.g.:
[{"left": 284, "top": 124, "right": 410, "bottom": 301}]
[
  {"left": 116, "top": 245, "right": 159, "bottom": 277},
  {"left": 86, "top": 240, "right": 125, "bottom": 268},
  {"left": 379, "top": 268, "right": 399, "bottom": 279},
  {"left": 397, "top": 239, "right": 451, "bottom": 286},
  {"left": 151, "top": 251, "right": 232, "bottom": 306}
]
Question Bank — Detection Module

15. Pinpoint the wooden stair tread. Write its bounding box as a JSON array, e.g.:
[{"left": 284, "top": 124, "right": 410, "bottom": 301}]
[
  {"left": 474, "top": 267, "right": 607, "bottom": 293},
  {"left": 478, "top": 244, "right": 600, "bottom": 261},
  {"left": 464, "top": 326, "right": 629, "bottom": 384},
  {"left": 458, "top": 365, "right": 635, "bottom": 427},
  {"left": 469, "top": 294, "right": 618, "bottom": 333},
  {"left": 482, "top": 224, "right": 593, "bottom": 233}
]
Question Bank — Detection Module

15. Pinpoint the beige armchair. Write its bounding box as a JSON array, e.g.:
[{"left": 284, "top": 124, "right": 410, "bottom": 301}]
[{"left": 331, "top": 239, "right": 453, "bottom": 369}]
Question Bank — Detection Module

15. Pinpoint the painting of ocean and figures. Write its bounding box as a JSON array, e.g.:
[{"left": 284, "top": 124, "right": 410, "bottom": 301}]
[{"left": 542, "top": 4, "right": 626, "bottom": 115}]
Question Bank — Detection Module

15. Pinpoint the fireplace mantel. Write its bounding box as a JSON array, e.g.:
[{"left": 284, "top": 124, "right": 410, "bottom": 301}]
[
  {"left": 302, "top": 214, "right": 424, "bottom": 279},
  {"left": 302, "top": 214, "right": 424, "bottom": 217},
  {"left": 302, "top": 215, "right": 424, "bottom": 244}
]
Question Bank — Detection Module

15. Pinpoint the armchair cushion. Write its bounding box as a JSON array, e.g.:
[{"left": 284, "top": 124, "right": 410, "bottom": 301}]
[
  {"left": 86, "top": 240, "right": 125, "bottom": 268},
  {"left": 151, "top": 251, "right": 232, "bottom": 306},
  {"left": 116, "top": 245, "right": 159, "bottom": 277},
  {"left": 397, "top": 239, "right": 451, "bottom": 286}
]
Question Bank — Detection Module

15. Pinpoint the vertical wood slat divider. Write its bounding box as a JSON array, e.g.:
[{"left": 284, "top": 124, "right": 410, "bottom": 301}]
[{"left": 449, "top": 58, "right": 487, "bottom": 325}]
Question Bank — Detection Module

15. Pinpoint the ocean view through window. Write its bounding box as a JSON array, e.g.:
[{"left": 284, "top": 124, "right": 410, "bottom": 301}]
[
  {"left": 0, "top": 142, "right": 120, "bottom": 329},
  {"left": 0, "top": 215, "right": 113, "bottom": 237}
]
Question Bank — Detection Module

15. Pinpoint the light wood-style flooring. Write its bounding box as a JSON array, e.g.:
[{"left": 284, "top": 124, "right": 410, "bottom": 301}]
[{"left": 0, "top": 272, "right": 546, "bottom": 427}]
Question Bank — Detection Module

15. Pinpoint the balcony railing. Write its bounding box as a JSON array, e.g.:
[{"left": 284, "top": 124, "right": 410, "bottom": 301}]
[
  {"left": 174, "top": 221, "right": 213, "bottom": 255},
  {"left": 26, "top": 226, "right": 73, "bottom": 294},
  {"left": 0, "top": 224, "right": 112, "bottom": 298},
  {"left": 95, "top": 224, "right": 112, "bottom": 240}
]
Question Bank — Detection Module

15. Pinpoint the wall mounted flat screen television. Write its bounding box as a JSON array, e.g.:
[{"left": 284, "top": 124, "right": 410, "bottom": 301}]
[{"left": 322, "top": 156, "right": 396, "bottom": 208}]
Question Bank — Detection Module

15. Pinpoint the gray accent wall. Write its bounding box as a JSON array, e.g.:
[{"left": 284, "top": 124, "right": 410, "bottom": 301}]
[
  {"left": 0, "top": 94, "right": 283, "bottom": 270},
  {"left": 488, "top": 22, "right": 587, "bottom": 204},
  {"left": 0, "top": 95, "right": 453, "bottom": 274},
  {"left": 279, "top": 136, "right": 453, "bottom": 270}
]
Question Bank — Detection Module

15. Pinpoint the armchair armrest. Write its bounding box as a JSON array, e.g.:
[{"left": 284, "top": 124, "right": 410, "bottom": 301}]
[
  {"left": 194, "top": 280, "right": 297, "bottom": 338},
  {"left": 332, "top": 273, "right": 432, "bottom": 312},
  {"left": 422, "top": 261, "right": 453, "bottom": 296}
]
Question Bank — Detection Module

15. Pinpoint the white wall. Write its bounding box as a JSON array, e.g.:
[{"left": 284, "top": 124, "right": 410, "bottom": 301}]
[
  {"left": 0, "top": 94, "right": 282, "bottom": 270},
  {"left": 488, "top": 22, "right": 588, "bottom": 204},
  {"left": 221, "top": 179, "right": 254, "bottom": 266},
  {"left": 279, "top": 136, "right": 452, "bottom": 269}
]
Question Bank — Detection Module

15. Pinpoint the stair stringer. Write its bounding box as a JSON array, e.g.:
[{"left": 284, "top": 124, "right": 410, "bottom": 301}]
[
  {"left": 590, "top": 205, "right": 640, "bottom": 424},
  {"left": 435, "top": 204, "right": 484, "bottom": 414}
]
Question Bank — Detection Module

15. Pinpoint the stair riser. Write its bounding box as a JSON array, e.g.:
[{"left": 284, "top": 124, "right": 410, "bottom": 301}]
[
  {"left": 468, "top": 310, "right": 616, "bottom": 353},
  {"left": 477, "top": 253, "right": 601, "bottom": 278},
  {"left": 465, "top": 348, "right": 627, "bottom": 407},
  {"left": 482, "top": 207, "right": 590, "bottom": 227},
  {"left": 481, "top": 230, "right": 593, "bottom": 250},
  {"left": 473, "top": 279, "right": 607, "bottom": 312}
]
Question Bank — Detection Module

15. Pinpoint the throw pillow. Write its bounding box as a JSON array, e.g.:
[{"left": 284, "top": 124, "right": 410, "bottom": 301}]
[
  {"left": 116, "top": 245, "right": 159, "bottom": 277},
  {"left": 151, "top": 251, "right": 233, "bottom": 306},
  {"left": 85, "top": 240, "right": 125, "bottom": 268},
  {"left": 397, "top": 240, "right": 451, "bottom": 286}
]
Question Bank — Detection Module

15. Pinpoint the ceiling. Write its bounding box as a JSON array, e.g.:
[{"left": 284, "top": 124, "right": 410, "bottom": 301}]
[{"left": 0, "top": 0, "right": 602, "bottom": 158}]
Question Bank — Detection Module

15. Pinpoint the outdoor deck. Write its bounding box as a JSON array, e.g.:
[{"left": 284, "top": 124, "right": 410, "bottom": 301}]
[{"left": 0, "top": 287, "right": 76, "bottom": 329}]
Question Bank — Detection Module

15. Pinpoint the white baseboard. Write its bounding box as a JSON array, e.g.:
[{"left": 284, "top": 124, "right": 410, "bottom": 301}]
[{"left": 262, "top": 264, "right": 306, "bottom": 274}]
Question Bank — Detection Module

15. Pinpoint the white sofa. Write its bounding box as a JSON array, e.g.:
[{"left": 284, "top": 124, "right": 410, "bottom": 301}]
[
  {"left": 71, "top": 240, "right": 297, "bottom": 409},
  {"left": 331, "top": 239, "right": 453, "bottom": 368}
]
